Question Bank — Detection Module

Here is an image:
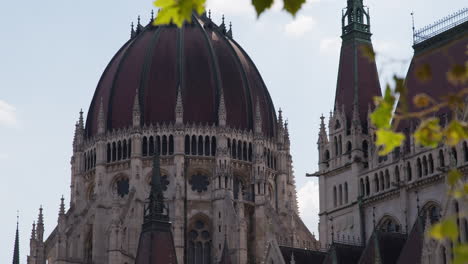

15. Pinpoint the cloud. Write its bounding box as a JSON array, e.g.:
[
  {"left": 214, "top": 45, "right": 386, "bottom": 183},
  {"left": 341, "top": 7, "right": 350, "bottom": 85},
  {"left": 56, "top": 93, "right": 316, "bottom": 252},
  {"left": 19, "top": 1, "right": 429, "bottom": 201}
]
[
  {"left": 319, "top": 37, "right": 341, "bottom": 54},
  {"left": 284, "top": 15, "right": 316, "bottom": 37},
  {"left": 0, "top": 100, "right": 18, "bottom": 127},
  {"left": 298, "top": 180, "right": 320, "bottom": 236}
]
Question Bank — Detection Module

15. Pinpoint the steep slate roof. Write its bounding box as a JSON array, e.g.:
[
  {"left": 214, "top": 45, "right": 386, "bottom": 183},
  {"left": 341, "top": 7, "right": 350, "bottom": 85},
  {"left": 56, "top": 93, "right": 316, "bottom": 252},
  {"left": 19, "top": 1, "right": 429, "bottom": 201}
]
[
  {"left": 85, "top": 13, "right": 277, "bottom": 138},
  {"left": 397, "top": 20, "right": 468, "bottom": 137},
  {"left": 357, "top": 231, "right": 406, "bottom": 264},
  {"left": 322, "top": 243, "right": 364, "bottom": 264},
  {"left": 279, "top": 246, "right": 326, "bottom": 264},
  {"left": 396, "top": 217, "right": 425, "bottom": 264},
  {"left": 334, "top": 0, "right": 381, "bottom": 131}
]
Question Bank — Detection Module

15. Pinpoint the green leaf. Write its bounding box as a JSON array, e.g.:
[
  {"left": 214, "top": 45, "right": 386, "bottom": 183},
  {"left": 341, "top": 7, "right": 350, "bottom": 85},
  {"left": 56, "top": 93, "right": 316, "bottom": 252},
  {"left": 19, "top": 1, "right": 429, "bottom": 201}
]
[
  {"left": 370, "top": 86, "right": 395, "bottom": 130},
  {"left": 447, "top": 63, "right": 468, "bottom": 86},
  {"left": 448, "top": 169, "right": 462, "bottom": 186},
  {"left": 413, "top": 93, "right": 431, "bottom": 108},
  {"left": 283, "top": 0, "right": 306, "bottom": 16},
  {"left": 153, "top": 0, "right": 206, "bottom": 27},
  {"left": 429, "top": 219, "right": 459, "bottom": 241},
  {"left": 252, "top": 0, "right": 274, "bottom": 16},
  {"left": 444, "top": 120, "right": 468, "bottom": 146},
  {"left": 415, "top": 64, "right": 432, "bottom": 82},
  {"left": 360, "top": 45, "right": 375, "bottom": 62},
  {"left": 375, "top": 129, "right": 405, "bottom": 155},
  {"left": 414, "top": 118, "right": 443, "bottom": 148},
  {"left": 453, "top": 244, "right": 468, "bottom": 264}
]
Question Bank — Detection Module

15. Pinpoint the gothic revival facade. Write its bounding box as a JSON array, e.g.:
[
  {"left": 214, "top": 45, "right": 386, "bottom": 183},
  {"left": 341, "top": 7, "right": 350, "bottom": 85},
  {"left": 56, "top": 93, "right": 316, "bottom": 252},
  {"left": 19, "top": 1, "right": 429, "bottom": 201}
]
[
  {"left": 313, "top": 2, "right": 468, "bottom": 264},
  {"left": 25, "top": 11, "right": 316, "bottom": 264}
]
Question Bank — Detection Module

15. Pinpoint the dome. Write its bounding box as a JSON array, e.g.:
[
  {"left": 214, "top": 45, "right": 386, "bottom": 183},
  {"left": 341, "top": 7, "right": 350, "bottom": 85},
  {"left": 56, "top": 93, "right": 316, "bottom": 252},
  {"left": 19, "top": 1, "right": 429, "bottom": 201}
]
[{"left": 85, "top": 14, "right": 277, "bottom": 138}]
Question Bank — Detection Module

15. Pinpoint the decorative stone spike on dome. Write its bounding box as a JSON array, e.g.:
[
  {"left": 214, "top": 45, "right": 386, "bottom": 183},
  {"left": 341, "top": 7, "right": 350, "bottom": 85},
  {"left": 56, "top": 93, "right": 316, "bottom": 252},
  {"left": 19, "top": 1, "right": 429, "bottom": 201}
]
[
  {"left": 175, "top": 85, "right": 183, "bottom": 125},
  {"left": 85, "top": 12, "right": 277, "bottom": 138}
]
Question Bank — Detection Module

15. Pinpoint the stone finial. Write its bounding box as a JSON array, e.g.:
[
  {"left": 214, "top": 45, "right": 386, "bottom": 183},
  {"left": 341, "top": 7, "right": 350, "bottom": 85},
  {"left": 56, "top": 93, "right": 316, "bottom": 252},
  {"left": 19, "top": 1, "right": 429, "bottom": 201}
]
[
  {"left": 97, "top": 97, "right": 106, "bottom": 134},
  {"left": 255, "top": 97, "right": 262, "bottom": 135},
  {"left": 133, "top": 89, "right": 141, "bottom": 127},
  {"left": 37, "top": 206, "right": 44, "bottom": 242},
  {"left": 218, "top": 90, "right": 226, "bottom": 127},
  {"left": 78, "top": 109, "right": 84, "bottom": 130},
  {"left": 175, "top": 85, "right": 184, "bottom": 125},
  {"left": 351, "top": 103, "right": 361, "bottom": 130},
  {"left": 130, "top": 22, "right": 136, "bottom": 38},
  {"left": 318, "top": 114, "right": 328, "bottom": 144},
  {"left": 227, "top": 21, "right": 233, "bottom": 38},
  {"left": 59, "top": 196, "right": 65, "bottom": 216},
  {"left": 31, "top": 221, "right": 36, "bottom": 240},
  {"left": 278, "top": 108, "right": 284, "bottom": 127},
  {"left": 12, "top": 215, "right": 19, "bottom": 264}
]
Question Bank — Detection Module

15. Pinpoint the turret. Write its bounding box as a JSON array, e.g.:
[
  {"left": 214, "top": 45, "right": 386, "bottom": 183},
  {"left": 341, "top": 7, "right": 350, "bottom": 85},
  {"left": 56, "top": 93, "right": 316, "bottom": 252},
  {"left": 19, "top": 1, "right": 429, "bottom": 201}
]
[
  {"left": 57, "top": 197, "right": 67, "bottom": 262},
  {"left": 36, "top": 206, "right": 44, "bottom": 242},
  {"left": 175, "top": 85, "right": 183, "bottom": 125}
]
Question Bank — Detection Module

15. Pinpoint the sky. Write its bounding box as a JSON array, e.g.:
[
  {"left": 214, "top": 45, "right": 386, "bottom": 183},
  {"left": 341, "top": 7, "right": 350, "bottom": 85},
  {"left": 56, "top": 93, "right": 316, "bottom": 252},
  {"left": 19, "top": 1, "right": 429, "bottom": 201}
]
[{"left": 0, "top": 0, "right": 465, "bottom": 262}]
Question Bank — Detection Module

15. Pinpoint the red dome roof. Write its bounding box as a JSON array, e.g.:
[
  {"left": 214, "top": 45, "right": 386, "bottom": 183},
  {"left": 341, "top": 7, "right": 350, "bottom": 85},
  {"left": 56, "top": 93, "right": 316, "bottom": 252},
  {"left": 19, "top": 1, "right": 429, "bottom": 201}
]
[{"left": 85, "top": 14, "right": 277, "bottom": 138}]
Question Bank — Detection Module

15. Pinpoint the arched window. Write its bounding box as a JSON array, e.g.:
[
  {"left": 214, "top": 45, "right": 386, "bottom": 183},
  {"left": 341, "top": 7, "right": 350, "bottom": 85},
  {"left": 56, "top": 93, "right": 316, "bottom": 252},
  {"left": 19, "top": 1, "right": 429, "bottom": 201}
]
[
  {"left": 365, "top": 177, "right": 370, "bottom": 196},
  {"left": 248, "top": 143, "right": 252, "bottom": 161},
  {"left": 429, "top": 154, "right": 434, "bottom": 174},
  {"left": 451, "top": 147, "right": 458, "bottom": 166},
  {"left": 374, "top": 174, "right": 379, "bottom": 192},
  {"left": 197, "top": 136, "right": 203, "bottom": 156},
  {"left": 237, "top": 143, "right": 242, "bottom": 160},
  {"left": 123, "top": 140, "right": 127, "bottom": 160},
  {"left": 338, "top": 135, "right": 343, "bottom": 155},
  {"left": 162, "top": 135, "right": 168, "bottom": 155},
  {"left": 117, "top": 141, "right": 122, "bottom": 161},
  {"left": 333, "top": 186, "right": 337, "bottom": 207},
  {"left": 204, "top": 136, "right": 210, "bottom": 156},
  {"left": 325, "top": 150, "right": 330, "bottom": 161},
  {"left": 360, "top": 179, "right": 365, "bottom": 197},
  {"left": 407, "top": 162, "right": 412, "bottom": 181},
  {"left": 191, "top": 135, "right": 197, "bottom": 155},
  {"left": 149, "top": 136, "right": 154, "bottom": 156},
  {"left": 362, "top": 140, "right": 369, "bottom": 158},
  {"left": 112, "top": 142, "right": 117, "bottom": 161},
  {"left": 142, "top": 137, "right": 148, "bottom": 157},
  {"left": 439, "top": 150, "right": 445, "bottom": 167},
  {"left": 464, "top": 142, "right": 468, "bottom": 162},
  {"left": 334, "top": 137, "right": 338, "bottom": 156},
  {"left": 107, "top": 143, "right": 111, "bottom": 163},
  {"left": 421, "top": 203, "right": 441, "bottom": 224},
  {"left": 156, "top": 136, "right": 161, "bottom": 155},
  {"left": 344, "top": 182, "right": 348, "bottom": 203},
  {"left": 211, "top": 137, "right": 216, "bottom": 156},
  {"left": 232, "top": 140, "right": 237, "bottom": 159},
  {"left": 423, "top": 156, "right": 428, "bottom": 176},
  {"left": 339, "top": 184, "right": 343, "bottom": 205},
  {"left": 346, "top": 141, "right": 352, "bottom": 153},
  {"left": 378, "top": 216, "right": 401, "bottom": 233},
  {"left": 379, "top": 171, "right": 384, "bottom": 190},
  {"left": 385, "top": 170, "right": 390, "bottom": 189},
  {"left": 185, "top": 135, "right": 190, "bottom": 155},
  {"left": 394, "top": 167, "right": 400, "bottom": 183},
  {"left": 188, "top": 219, "right": 212, "bottom": 264},
  {"left": 417, "top": 158, "right": 422, "bottom": 178},
  {"left": 243, "top": 142, "right": 247, "bottom": 161},
  {"left": 169, "top": 135, "right": 174, "bottom": 155},
  {"left": 128, "top": 139, "right": 132, "bottom": 158}
]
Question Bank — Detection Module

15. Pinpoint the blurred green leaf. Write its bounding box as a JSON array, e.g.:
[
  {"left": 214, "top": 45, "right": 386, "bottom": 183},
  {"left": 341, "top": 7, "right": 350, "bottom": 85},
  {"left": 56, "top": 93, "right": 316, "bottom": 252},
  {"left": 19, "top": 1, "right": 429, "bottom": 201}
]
[
  {"left": 448, "top": 169, "right": 461, "bottom": 186},
  {"left": 413, "top": 93, "right": 431, "bottom": 108},
  {"left": 453, "top": 245, "right": 468, "bottom": 264},
  {"left": 444, "top": 120, "right": 468, "bottom": 146},
  {"left": 153, "top": 0, "right": 206, "bottom": 27},
  {"left": 361, "top": 45, "right": 375, "bottom": 62},
  {"left": 415, "top": 64, "right": 432, "bottom": 82},
  {"left": 447, "top": 63, "right": 468, "bottom": 86},
  {"left": 371, "top": 86, "right": 395, "bottom": 130},
  {"left": 252, "top": 0, "right": 274, "bottom": 16},
  {"left": 414, "top": 118, "right": 443, "bottom": 148},
  {"left": 376, "top": 129, "right": 405, "bottom": 155},
  {"left": 429, "top": 218, "right": 459, "bottom": 241},
  {"left": 283, "top": 0, "right": 306, "bottom": 16}
]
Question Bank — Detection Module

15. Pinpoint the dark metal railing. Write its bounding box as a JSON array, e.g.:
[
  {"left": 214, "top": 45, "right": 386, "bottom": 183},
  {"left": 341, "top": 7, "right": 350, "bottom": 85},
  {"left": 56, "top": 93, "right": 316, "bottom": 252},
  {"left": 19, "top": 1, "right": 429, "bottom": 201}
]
[{"left": 414, "top": 8, "right": 468, "bottom": 44}]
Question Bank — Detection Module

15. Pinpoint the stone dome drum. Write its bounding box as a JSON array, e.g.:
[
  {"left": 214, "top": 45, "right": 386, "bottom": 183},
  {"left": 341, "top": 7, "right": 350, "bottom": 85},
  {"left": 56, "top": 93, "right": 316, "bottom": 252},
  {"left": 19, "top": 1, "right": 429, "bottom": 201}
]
[{"left": 85, "top": 14, "right": 277, "bottom": 137}]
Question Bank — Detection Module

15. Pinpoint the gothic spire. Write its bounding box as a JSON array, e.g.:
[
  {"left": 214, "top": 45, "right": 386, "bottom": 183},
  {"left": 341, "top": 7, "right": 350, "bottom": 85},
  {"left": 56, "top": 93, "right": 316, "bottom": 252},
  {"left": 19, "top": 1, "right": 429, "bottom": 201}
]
[
  {"left": 97, "top": 97, "right": 106, "bottom": 134},
  {"left": 145, "top": 149, "right": 168, "bottom": 223},
  {"left": 175, "top": 85, "right": 184, "bottom": 125},
  {"left": 334, "top": 0, "right": 380, "bottom": 132},
  {"left": 318, "top": 114, "right": 328, "bottom": 144},
  {"left": 133, "top": 90, "right": 141, "bottom": 127},
  {"left": 59, "top": 196, "right": 65, "bottom": 216},
  {"left": 31, "top": 221, "right": 36, "bottom": 240},
  {"left": 12, "top": 215, "right": 19, "bottom": 264},
  {"left": 218, "top": 90, "right": 226, "bottom": 127},
  {"left": 36, "top": 206, "right": 44, "bottom": 242}
]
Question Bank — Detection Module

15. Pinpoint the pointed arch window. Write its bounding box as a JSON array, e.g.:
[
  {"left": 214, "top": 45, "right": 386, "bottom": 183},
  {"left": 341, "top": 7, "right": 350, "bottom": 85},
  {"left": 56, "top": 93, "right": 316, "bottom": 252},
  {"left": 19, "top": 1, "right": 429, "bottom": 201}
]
[
  {"left": 439, "top": 150, "right": 445, "bottom": 167},
  {"left": 185, "top": 135, "right": 190, "bottom": 155},
  {"left": 211, "top": 137, "right": 217, "bottom": 156},
  {"left": 417, "top": 158, "right": 422, "bottom": 178},
  {"left": 333, "top": 186, "right": 337, "bottom": 207},
  {"left": 464, "top": 142, "right": 468, "bottom": 162},
  {"left": 204, "top": 136, "right": 210, "bottom": 156},
  {"left": 149, "top": 136, "right": 154, "bottom": 156},
  {"left": 142, "top": 137, "right": 148, "bottom": 157},
  {"left": 374, "top": 174, "right": 379, "bottom": 192},
  {"left": 191, "top": 135, "right": 197, "bottom": 155},
  {"left": 423, "top": 156, "right": 428, "bottom": 176},
  {"left": 407, "top": 162, "right": 412, "bottom": 181},
  {"left": 188, "top": 219, "right": 212, "bottom": 264},
  {"left": 339, "top": 184, "right": 343, "bottom": 205},
  {"left": 344, "top": 182, "right": 348, "bottom": 203},
  {"left": 163, "top": 135, "right": 168, "bottom": 155},
  {"left": 428, "top": 154, "right": 434, "bottom": 174},
  {"left": 385, "top": 170, "right": 390, "bottom": 189},
  {"left": 169, "top": 135, "right": 174, "bottom": 155},
  {"left": 365, "top": 176, "right": 370, "bottom": 196}
]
